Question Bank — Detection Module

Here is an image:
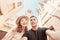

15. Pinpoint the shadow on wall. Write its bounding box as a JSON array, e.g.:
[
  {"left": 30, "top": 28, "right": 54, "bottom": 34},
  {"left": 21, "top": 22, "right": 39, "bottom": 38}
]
[{"left": 0, "top": 30, "right": 7, "bottom": 40}]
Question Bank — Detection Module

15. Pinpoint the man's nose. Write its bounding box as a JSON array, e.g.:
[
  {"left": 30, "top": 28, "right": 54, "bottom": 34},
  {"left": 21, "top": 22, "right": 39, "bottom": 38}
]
[{"left": 31, "top": 20, "right": 35, "bottom": 22}]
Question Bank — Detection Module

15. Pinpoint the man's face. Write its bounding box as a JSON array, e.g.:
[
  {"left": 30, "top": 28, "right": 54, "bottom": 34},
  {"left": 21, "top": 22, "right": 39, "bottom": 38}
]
[{"left": 30, "top": 17, "right": 38, "bottom": 27}]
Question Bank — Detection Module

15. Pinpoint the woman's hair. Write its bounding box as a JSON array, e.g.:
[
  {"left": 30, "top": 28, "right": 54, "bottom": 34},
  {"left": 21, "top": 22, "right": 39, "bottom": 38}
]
[{"left": 16, "top": 16, "right": 29, "bottom": 33}]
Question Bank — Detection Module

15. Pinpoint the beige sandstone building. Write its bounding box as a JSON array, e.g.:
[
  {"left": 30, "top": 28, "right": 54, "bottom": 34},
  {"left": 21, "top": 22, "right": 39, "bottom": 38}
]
[{"left": 0, "top": 0, "right": 60, "bottom": 40}]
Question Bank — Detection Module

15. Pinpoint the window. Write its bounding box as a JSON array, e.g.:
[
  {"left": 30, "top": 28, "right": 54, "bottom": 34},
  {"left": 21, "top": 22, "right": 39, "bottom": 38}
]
[
  {"left": 0, "top": 9, "right": 3, "bottom": 15},
  {"left": 17, "top": 1, "right": 22, "bottom": 7}
]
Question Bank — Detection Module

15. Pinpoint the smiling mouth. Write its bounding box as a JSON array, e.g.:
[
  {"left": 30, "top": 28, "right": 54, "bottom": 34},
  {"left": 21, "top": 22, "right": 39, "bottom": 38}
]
[
  {"left": 23, "top": 23, "right": 27, "bottom": 25},
  {"left": 31, "top": 23, "right": 35, "bottom": 25}
]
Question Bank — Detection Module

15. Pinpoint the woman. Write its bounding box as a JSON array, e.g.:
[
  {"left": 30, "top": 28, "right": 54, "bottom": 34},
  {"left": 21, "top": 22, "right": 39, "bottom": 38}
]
[{"left": 2, "top": 16, "right": 29, "bottom": 40}]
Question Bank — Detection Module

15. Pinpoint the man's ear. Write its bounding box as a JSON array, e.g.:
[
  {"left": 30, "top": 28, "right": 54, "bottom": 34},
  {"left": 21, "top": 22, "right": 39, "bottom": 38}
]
[{"left": 37, "top": 19, "right": 38, "bottom": 23}]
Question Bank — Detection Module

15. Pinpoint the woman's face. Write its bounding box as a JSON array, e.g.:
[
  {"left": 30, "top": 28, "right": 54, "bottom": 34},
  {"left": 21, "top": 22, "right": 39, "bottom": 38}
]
[{"left": 20, "top": 18, "right": 28, "bottom": 27}]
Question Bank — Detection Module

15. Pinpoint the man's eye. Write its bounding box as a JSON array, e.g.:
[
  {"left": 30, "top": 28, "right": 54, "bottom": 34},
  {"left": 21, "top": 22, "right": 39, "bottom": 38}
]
[
  {"left": 34, "top": 19, "right": 35, "bottom": 20},
  {"left": 30, "top": 19, "right": 32, "bottom": 21}
]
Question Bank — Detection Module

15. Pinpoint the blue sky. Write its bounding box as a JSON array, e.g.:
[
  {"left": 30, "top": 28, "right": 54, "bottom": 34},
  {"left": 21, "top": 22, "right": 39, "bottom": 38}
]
[{"left": 15, "top": 0, "right": 45, "bottom": 18}]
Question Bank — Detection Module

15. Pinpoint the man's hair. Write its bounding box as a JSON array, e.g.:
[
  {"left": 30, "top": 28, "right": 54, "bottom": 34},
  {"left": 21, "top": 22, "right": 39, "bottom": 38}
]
[{"left": 30, "top": 16, "right": 37, "bottom": 19}]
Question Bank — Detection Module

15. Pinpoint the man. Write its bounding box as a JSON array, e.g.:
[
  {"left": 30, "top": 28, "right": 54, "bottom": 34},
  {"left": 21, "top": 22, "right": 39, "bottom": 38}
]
[{"left": 22, "top": 16, "right": 55, "bottom": 40}]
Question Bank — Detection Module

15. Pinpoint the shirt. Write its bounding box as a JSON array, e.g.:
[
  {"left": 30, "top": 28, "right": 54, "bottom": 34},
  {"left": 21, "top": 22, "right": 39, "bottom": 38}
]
[{"left": 23, "top": 27, "right": 48, "bottom": 40}]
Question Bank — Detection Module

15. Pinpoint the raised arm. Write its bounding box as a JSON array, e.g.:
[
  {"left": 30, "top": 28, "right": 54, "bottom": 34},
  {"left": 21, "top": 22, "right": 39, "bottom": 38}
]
[
  {"left": 46, "top": 30, "right": 56, "bottom": 40},
  {"left": 21, "top": 37, "right": 28, "bottom": 40}
]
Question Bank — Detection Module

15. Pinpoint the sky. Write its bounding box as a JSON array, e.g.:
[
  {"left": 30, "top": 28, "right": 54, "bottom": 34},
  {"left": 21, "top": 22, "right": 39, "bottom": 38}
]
[{"left": 15, "top": 0, "right": 45, "bottom": 18}]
